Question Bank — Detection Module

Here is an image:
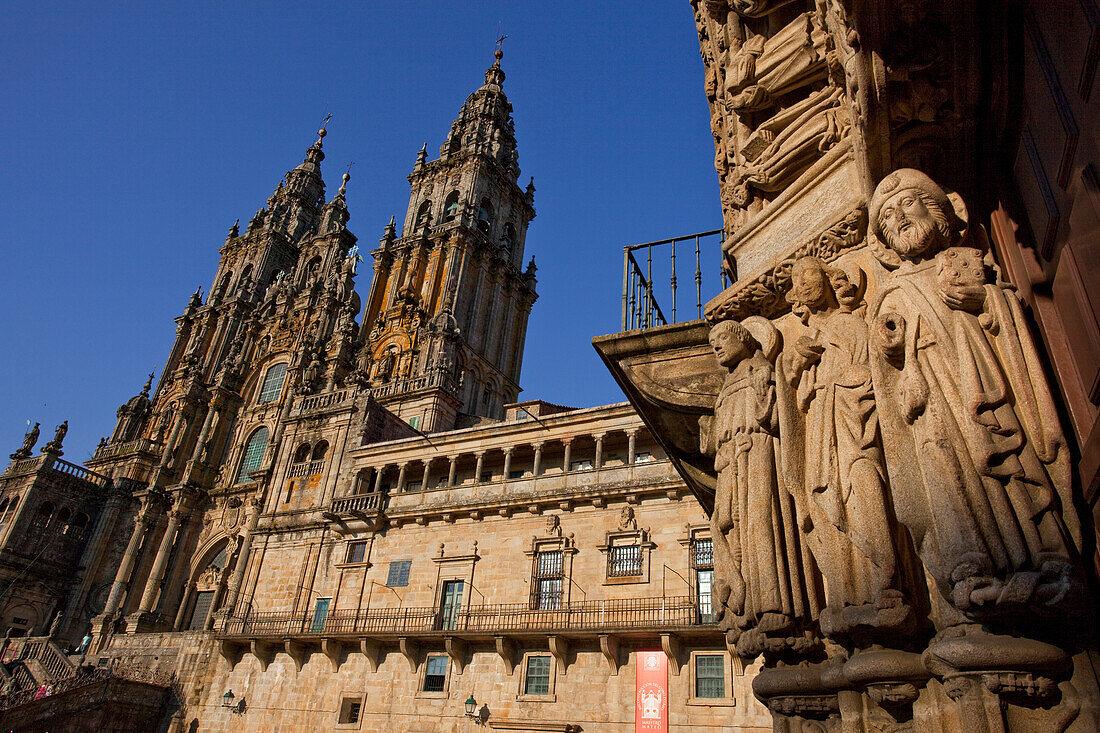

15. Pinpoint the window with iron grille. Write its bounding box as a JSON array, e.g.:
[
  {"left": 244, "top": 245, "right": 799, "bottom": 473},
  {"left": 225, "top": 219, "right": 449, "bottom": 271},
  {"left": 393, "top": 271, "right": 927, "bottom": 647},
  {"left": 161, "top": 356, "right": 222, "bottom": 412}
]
[
  {"left": 387, "top": 560, "right": 411, "bottom": 587},
  {"left": 695, "top": 654, "right": 725, "bottom": 698},
  {"left": 524, "top": 655, "right": 551, "bottom": 695},
  {"left": 533, "top": 550, "right": 563, "bottom": 610},
  {"left": 692, "top": 537, "right": 714, "bottom": 569},
  {"left": 608, "top": 544, "right": 642, "bottom": 577},
  {"left": 257, "top": 363, "right": 288, "bottom": 403},
  {"left": 423, "top": 655, "right": 448, "bottom": 692},
  {"left": 338, "top": 698, "right": 361, "bottom": 724},
  {"left": 235, "top": 427, "right": 269, "bottom": 483}
]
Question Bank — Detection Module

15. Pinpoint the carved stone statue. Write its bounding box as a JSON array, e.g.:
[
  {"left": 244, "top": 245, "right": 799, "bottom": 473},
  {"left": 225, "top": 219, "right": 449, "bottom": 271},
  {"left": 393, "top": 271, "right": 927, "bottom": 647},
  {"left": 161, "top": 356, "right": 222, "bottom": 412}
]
[
  {"left": 11, "top": 422, "right": 39, "bottom": 459},
  {"left": 867, "top": 169, "right": 1082, "bottom": 620},
  {"left": 42, "top": 420, "right": 68, "bottom": 455},
  {"left": 778, "top": 256, "right": 913, "bottom": 644},
  {"left": 700, "top": 317, "right": 820, "bottom": 659}
]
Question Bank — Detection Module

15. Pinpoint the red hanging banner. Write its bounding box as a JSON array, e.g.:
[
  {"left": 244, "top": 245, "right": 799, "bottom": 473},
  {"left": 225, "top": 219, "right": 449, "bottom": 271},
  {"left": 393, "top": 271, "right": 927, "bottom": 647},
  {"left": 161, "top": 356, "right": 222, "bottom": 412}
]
[{"left": 635, "top": 648, "right": 668, "bottom": 733}]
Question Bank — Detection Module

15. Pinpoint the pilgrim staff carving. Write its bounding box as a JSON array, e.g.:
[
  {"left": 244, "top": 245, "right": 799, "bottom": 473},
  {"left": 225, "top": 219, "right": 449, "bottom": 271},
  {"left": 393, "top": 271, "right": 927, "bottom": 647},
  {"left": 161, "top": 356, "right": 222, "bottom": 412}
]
[
  {"left": 700, "top": 317, "right": 821, "bottom": 659},
  {"left": 867, "top": 169, "right": 1082, "bottom": 619}
]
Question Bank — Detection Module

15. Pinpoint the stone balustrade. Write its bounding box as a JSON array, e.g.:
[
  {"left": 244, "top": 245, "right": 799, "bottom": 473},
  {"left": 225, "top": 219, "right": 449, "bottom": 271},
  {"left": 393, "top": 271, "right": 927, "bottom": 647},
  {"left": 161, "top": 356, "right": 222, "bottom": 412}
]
[
  {"left": 330, "top": 492, "right": 385, "bottom": 515},
  {"left": 297, "top": 389, "right": 353, "bottom": 413},
  {"left": 91, "top": 437, "right": 164, "bottom": 462},
  {"left": 288, "top": 459, "right": 326, "bottom": 479}
]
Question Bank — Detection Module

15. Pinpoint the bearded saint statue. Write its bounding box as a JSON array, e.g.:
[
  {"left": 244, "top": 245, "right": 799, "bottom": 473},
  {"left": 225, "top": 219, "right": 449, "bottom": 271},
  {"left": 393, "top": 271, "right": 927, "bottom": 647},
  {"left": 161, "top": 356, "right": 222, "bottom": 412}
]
[{"left": 867, "top": 168, "right": 1082, "bottom": 621}]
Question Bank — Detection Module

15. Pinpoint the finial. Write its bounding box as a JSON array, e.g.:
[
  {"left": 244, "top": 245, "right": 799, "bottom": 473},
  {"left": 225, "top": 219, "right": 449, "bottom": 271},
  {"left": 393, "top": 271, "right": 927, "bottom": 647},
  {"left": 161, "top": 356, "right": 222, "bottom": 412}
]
[
  {"left": 227, "top": 219, "right": 239, "bottom": 240},
  {"left": 339, "top": 164, "right": 351, "bottom": 197},
  {"left": 316, "top": 113, "right": 332, "bottom": 147},
  {"left": 383, "top": 215, "right": 396, "bottom": 242},
  {"left": 495, "top": 28, "right": 507, "bottom": 60},
  {"left": 414, "top": 143, "right": 427, "bottom": 173},
  {"left": 142, "top": 367, "right": 156, "bottom": 395}
]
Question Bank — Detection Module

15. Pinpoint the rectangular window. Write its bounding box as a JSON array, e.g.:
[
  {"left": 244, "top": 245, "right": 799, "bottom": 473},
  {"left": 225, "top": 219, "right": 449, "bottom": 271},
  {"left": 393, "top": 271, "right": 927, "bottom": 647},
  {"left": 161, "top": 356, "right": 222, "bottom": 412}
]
[
  {"left": 634, "top": 451, "right": 654, "bottom": 463},
  {"left": 439, "top": 580, "right": 464, "bottom": 630},
  {"left": 533, "top": 550, "right": 564, "bottom": 610},
  {"left": 693, "top": 538, "right": 714, "bottom": 568},
  {"left": 409, "top": 416, "right": 420, "bottom": 430},
  {"left": 569, "top": 459, "right": 593, "bottom": 471},
  {"left": 508, "top": 469, "right": 524, "bottom": 479},
  {"left": 346, "top": 541, "right": 368, "bottom": 564},
  {"left": 423, "top": 655, "right": 448, "bottom": 692},
  {"left": 608, "top": 544, "right": 642, "bottom": 577},
  {"left": 695, "top": 654, "right": 725, "bottom": 698},
  {"left": 524, "top": 655, "right": 551, "bottom": 695},
  {"left": 310, "top": 597, "right": 331, "bottom": 633},
  {"left": 387, "top": 560, "right": 411, "bottom": 587},
  {"left": 186, "top": 591, "right": 215, "bottom": 631},
  {"left": 697, "top": 569, "right": 714, "bottom": 623},
  {"left": 338, "top": 697, "right": 361, "bottom": 724},
  {"left": 405, "top": 480, "right": 422, "bottom": 492}
]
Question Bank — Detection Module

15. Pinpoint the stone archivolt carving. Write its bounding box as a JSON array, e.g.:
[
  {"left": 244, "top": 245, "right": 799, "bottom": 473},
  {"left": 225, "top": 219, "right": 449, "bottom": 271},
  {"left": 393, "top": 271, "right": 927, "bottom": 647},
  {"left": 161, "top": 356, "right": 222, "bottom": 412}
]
[
  {"left": 694, "top": 0, "right": 851, "bottom": 228},
  {"left": 699, "top": 168, "right": 1089, "bottom": 730}
]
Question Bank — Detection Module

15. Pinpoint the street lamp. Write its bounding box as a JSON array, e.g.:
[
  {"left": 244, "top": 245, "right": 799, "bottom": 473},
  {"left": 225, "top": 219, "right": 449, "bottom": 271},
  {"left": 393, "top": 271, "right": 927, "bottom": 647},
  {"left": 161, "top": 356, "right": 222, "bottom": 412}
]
[
  {"left": 223, "top": 690, "right": 235, "bottom": 708},
  {"left": 464, "top": 694, "right": 477, "bottom": 717}
]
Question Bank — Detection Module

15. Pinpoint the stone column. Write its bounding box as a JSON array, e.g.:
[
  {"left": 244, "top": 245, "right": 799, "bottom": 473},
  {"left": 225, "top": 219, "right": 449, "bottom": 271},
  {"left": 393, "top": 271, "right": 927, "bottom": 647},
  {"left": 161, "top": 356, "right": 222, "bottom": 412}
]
[
  {"left": 474, "top": 452, "right": 485, "bottom": 483},
  {"left": 138, "top": 506, "right": 187, "bottom": 613},
  {"left": 627, "top": 429, "right": 638, "bottom": 465},
  {"left": 421, "top": 459, "right": 432, "bottom": 490},
  {"left": 373, "top": 465, "right": 386, "bottom": 493},
  {"left": 502, "top": 448, "right": 513, "bottom": 482},
  {"left": 156, "top": 410, "right": 186, "bottom": 475},
  {"left": 447, "top": 456, "right": 458, "bottom": 487},
  {"left": 562, "top": 440, "right": 572, "bottom": 473},
  {"left": 594, "top": 434, "right": 605, "bottom": 469},
  {"left": 219, "top": 500, "right": 262, "bottom": 619},
  {"left": 532, "top": 443, "right": 543, "bottom": 478},
  {"left": 396, "top": 464, "right": 407, "bottom": 493},
  {"left": 187, "top": 401, "right": 217, "bottom": 464},
  {"left": 102, "top": 505, "right": 155, "bottom": 618}
]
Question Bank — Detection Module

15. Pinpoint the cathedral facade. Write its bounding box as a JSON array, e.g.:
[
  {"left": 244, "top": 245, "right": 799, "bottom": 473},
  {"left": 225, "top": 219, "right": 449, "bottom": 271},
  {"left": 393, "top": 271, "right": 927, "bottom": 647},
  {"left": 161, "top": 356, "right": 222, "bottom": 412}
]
[{"left": 0, "top": 52, "right": 767, "bottom": 732}]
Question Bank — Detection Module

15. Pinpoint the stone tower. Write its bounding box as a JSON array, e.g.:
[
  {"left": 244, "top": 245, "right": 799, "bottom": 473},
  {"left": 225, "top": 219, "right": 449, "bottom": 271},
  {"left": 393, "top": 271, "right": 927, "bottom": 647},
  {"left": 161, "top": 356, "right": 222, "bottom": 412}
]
[{"left": 358, "top": 49, "right": 538, "bottom": 432}]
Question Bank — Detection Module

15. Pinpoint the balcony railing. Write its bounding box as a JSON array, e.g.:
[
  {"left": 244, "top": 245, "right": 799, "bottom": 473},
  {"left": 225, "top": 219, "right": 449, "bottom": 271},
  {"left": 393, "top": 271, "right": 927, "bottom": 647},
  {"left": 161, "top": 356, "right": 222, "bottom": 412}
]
[
  {"left": 221, "top": 596, "right": 712, "bottom": 638},
  {"left": 371, "top": 367, "right": 459, "bottom": 400},
  {"left": 288, "top": 459, "right": 325, "bottom": 478},
  {"left": 622, "top": 229, "right": 726, "bottom": 331},
  {"left": 330, "top": 492, "right": 386, "bottom": 514},
  {"left": 48, "top": 457, "right": 110, "bottom": 488},
  {"left": 298, "top": 389, "right": 354, "bottom": 413},
  {"left": 91, "top": 437, "right": 164, "bottom": 462}
]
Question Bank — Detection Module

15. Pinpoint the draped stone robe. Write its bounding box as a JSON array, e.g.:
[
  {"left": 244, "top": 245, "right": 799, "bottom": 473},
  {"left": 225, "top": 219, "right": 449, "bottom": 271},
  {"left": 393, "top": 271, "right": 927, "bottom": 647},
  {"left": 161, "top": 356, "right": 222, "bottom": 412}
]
[{"left": 869, "top": 253, "right": 1081, "bottom": 613}]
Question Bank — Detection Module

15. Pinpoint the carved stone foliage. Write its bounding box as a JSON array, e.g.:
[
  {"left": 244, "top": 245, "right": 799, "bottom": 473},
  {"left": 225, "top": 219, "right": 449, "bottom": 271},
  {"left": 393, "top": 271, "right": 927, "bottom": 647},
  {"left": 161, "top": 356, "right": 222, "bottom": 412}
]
[
  {"left": 705, "top": 207, "right": 866, "bottom": 322},
  {"left": 701, "top": 169, "right": 1088, "bottom": 728}
]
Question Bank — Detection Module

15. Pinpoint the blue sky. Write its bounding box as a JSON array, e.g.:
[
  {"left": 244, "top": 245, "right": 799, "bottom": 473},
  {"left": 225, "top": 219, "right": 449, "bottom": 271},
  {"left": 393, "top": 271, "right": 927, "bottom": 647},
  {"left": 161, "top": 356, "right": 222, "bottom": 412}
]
[{"left": 0, "top": 2, "right": 722, "bottom": 462}]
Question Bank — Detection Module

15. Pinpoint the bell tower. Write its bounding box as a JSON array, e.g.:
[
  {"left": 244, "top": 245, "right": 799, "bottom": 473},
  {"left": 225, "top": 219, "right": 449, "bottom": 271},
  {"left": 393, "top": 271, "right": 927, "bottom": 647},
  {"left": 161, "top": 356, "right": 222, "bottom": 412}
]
[{"left": 358, "top": 49, "right": 538, "bottom": 431}]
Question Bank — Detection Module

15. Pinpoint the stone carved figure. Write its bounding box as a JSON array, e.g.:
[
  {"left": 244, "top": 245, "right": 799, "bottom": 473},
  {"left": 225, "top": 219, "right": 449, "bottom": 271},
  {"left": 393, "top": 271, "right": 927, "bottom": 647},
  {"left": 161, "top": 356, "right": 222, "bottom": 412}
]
[
  {"left": 700, "top": 317, "right": 820, "bottom": 659},
  {"left": 778, "top": 256, "right": 913, "bottom": 643},
  {"left": 867, "top": 169, "right": 1082, "bottom": 619},
  {"left": 43, "top": 420, "right": 68, "bottom": 455},
  {"left": 11, "top": 422, "right": 39, "bottom": 459}
]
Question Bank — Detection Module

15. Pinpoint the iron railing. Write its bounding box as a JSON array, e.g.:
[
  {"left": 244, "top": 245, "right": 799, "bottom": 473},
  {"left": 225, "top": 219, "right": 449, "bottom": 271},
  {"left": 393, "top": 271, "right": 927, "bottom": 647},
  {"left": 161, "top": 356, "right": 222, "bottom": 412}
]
[
  {"left": 621, "top": 229, "right": 726, "bottom": 331},
  {"left": 221, "top": 596, "right": 712, "bottom": 638}
]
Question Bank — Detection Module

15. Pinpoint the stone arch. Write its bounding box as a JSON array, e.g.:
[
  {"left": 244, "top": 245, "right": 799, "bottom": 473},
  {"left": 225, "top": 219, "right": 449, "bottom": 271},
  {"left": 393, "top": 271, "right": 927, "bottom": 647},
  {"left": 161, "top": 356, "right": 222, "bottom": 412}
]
[
  {"left": 293, "top": 443, "right": 312, "bottom": 464},
  {"left": 311, "top": 441, "right": 329, "bottom": 461}
]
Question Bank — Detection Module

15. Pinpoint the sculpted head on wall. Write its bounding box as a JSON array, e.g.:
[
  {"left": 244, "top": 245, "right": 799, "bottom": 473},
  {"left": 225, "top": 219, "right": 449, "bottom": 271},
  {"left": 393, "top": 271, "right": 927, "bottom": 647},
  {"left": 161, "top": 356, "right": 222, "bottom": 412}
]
[{"left": 870, "top": 168, "right": 964, "bottom": 260}]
